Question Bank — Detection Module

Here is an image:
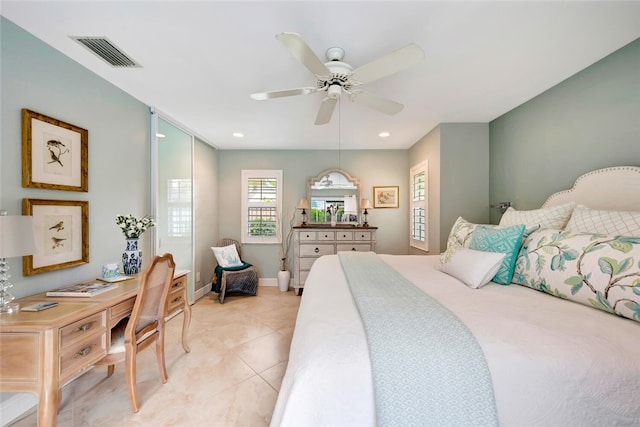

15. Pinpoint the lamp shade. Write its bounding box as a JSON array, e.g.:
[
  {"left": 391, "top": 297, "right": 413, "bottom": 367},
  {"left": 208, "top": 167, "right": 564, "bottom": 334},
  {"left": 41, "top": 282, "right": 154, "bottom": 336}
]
[
  {"left": 297, "top": 198, "right": 310, "bottom": 210},
  {"left": 360, "top": 198, "right": 372, "bottom": 210},
  {"left": 0, "top": 215, "right": 37, "bottom": 258}
]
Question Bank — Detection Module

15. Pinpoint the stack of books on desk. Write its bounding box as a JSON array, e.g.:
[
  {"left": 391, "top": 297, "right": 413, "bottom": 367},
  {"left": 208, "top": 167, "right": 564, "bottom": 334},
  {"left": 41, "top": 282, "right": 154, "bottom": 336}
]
[{"left": 46, "top": 282, "right": 118, "bottom": 297}]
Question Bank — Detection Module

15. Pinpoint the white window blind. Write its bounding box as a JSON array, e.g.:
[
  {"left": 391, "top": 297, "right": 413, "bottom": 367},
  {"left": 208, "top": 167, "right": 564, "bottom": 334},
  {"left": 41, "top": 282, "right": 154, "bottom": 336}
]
[
  {"left": 241, "top": 170, "right": 282, "bottom": 244},
  {"left": 167, "top": 179, "right": 192, "bottom": 237},
  {"left": 410, "top": 161, "right": 428, "bottom": 251}
]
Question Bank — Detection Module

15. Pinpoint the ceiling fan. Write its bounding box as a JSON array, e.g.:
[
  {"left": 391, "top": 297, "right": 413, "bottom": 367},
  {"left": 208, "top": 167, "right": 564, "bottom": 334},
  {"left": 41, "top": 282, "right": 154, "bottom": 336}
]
[{"left": 250, "top": 32, "right": 425, "bottom": 125}]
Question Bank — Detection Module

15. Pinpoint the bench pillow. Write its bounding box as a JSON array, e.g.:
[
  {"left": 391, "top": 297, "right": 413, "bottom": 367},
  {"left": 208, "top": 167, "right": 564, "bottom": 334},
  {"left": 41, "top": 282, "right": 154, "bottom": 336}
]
[{"left": 513, "top": 228, "right": 640, "bottom": 323}]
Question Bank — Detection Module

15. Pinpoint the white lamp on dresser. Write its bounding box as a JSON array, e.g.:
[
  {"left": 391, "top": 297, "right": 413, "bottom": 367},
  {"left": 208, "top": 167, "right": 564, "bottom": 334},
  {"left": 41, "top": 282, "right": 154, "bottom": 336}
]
[{"left": 0, "top": 210, "right": 37, "bottom": 313}]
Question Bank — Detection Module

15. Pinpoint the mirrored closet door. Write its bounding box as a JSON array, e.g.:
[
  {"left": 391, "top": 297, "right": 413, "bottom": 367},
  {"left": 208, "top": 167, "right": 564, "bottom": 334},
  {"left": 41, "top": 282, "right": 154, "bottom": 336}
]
[{"left": 151, "top": 109, "right": 195, "bottom": 303}]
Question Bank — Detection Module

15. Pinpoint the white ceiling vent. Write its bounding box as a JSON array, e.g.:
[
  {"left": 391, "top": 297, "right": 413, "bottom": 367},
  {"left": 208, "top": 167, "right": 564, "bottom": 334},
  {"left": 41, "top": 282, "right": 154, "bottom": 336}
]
[{"left": 71, "top": 36, "right": 141, "bottom": 68}]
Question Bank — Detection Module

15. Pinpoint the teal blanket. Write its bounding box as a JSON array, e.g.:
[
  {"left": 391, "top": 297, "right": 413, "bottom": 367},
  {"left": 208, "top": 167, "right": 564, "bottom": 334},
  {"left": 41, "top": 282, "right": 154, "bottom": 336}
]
[{"left": 338, "top": 252, "right": 498, "bottom": 427}]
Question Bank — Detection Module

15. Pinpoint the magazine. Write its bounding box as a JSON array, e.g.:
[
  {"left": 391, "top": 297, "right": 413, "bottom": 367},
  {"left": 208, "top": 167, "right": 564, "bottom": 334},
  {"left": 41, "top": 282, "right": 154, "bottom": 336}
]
[{"left": 46, "top": 282, "right": 118, "bottom": 297}]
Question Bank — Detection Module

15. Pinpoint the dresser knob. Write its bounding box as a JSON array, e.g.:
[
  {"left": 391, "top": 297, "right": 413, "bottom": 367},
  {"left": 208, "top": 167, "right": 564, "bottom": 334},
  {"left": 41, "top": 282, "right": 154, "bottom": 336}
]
[
  {"left": 314, "top": 247, "right": 320, "bottom": 253},
  {"left": 351, "top": 247, "right": 356, "bottom": 251}
]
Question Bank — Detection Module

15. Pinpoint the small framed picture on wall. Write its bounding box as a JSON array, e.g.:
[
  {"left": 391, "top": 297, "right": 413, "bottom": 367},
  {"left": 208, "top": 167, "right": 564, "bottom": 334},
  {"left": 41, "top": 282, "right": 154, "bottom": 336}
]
[
  {"left": 373, "top": 186, "right": 399, "bottom": 208},
  {"left": 22, "top": 109, "right": 88, "bottom": 192}
]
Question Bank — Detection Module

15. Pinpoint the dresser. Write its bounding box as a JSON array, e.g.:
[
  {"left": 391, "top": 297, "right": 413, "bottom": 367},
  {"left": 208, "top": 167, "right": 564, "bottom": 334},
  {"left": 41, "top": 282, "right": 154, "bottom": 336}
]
[
  {"left": 293, "top": 226, "right": 377, "bottom": 295},
  {"left": 0, "top": 271, "right": 191, "bottom": 426}
]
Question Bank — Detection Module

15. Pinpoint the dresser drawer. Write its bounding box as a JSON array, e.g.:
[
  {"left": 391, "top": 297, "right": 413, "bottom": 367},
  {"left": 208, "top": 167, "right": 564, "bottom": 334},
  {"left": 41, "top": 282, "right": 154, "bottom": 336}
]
[
  {"left": 354, "top": 231, "right": 373, "bottom": 241},
  {"left": 299, "top": 257, "right": 317, "bottom": 270},
  {"left": 60, "top": 311, "right": 106, "bottom": 349},
  {"left": 336, "top": 231, "right": 354, "bottom": 241},
  {"left": 299, "top": 231, "right": 317, "bottom": 241},
  {"left": 300, "top": 244, "right": 335, "bottom": 257},
  {"left": 317, "top": 231, "right": 335, "bottom": 241},
  {"left": 59, "top": 333, "right": 107, "bottom": 381},
  {"left": 337, "top": 244, "right": 372, "bottom": 253}
]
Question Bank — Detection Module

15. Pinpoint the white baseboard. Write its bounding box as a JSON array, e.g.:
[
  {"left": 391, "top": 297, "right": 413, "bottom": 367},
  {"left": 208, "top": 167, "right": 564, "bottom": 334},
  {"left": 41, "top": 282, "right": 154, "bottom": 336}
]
[{"left": 1, "top": 393, "right": 38, "bottom": 426}]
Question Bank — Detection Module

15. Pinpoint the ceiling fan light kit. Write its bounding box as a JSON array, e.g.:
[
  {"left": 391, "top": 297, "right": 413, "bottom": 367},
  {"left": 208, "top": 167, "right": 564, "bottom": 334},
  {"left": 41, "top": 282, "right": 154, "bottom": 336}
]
[{"left": 250, "top": 32, "right": 425, "bottom": 125}]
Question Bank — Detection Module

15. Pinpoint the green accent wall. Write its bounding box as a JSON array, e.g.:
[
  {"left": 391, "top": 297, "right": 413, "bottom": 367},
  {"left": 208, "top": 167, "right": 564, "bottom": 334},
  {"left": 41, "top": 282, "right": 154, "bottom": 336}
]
[{"left": 489, "top": 38, "right": 640, "bottom": 223}]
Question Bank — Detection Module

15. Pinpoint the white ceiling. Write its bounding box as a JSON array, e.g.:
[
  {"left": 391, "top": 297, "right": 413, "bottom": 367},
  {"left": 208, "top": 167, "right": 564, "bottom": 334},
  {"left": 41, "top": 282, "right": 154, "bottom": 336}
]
[{"left": 2, "top": 1, "right": 639, "bottom": 150}]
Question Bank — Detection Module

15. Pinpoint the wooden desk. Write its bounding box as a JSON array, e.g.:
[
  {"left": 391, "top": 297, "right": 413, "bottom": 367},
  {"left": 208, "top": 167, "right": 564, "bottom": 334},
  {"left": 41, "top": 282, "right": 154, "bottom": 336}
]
[{"left": 0, "top": 271, "right": 191, "bottom": 426}]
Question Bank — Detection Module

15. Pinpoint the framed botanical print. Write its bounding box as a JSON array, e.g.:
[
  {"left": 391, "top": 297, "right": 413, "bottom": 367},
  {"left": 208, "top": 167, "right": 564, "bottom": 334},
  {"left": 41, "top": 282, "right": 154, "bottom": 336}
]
[
  {"left": 22, "top": 199, "right": 89, "bottom": 276},
  {"left": 22, "top": 109, "right": 88, "bottom": 192},
  {"left": 373, "top": 186, "right": 400, "bottom": 208}
]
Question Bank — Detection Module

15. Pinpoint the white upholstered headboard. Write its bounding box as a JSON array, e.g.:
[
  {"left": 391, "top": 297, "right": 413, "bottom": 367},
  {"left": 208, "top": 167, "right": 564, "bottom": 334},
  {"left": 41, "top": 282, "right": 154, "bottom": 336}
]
[{"left": 542, "top": 166, "right": 640, "bottom": 211}]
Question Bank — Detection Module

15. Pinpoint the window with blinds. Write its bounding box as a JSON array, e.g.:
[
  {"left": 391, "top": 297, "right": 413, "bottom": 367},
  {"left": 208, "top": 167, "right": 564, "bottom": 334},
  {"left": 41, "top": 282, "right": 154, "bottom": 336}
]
[
  {"left": 167, "top": 179, "right": 192, "bottom": 237},
  {"left": 242, "top": 171, "right": 282, "bottom": 244},
  {"left": 410, "top": 161, "right": 428, "bottom": 251}
]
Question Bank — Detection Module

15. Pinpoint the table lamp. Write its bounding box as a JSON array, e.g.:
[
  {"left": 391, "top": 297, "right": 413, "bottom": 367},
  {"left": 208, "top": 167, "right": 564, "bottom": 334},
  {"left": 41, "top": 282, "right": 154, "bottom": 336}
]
[
  {"left": 360, "top": 199, "right": 372, "bottom": 227},
  {"left": 297, "top": 198, "right": 311, "bottom": 226},
  {"left": 0, "top": 210, "right": 37, "bottom": 314}
]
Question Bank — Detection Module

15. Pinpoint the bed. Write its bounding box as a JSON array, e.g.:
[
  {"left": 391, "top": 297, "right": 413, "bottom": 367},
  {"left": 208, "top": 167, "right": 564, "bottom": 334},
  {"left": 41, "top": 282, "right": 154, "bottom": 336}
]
[{"left": 271, "top": 166, "right": 640, "bottom": 427}]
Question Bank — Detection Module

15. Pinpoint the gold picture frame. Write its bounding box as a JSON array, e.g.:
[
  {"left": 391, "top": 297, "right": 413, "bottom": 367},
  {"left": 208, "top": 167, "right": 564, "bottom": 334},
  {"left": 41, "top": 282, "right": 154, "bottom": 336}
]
[
  {"left": 22, "top": 109, "right": 88, "bottom": 192},
  {"left": 373, "top": 186, "right": 399, "bottom": 208},
  {"left": 22, "top": 199, "right": 89, "bottom": 276}
]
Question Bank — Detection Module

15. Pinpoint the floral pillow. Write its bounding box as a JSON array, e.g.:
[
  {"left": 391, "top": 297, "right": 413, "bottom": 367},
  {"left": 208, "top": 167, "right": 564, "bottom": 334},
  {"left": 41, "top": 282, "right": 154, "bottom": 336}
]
[
  {"left": 513, "top": 228, "right": 640, "bottom": 322},
  {"left": 446, "top": 216, "right": 486, "bottom": 249}
]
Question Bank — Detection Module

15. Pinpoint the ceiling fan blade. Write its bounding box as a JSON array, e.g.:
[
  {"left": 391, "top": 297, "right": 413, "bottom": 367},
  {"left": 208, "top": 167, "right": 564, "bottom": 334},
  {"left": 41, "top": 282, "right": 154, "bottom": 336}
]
[
  {"left": 315, "top": 97, "right": 337, "bottom": 125},
  {"left": 250, "top": 87, "right": 318, "bottom": 100},
  {"left": 351, "top": 43, "right": 425, "bottom": 85},
  {"left": 350, "top": 90, "right": 404, "bottom": 115},
  {"left": 276, "top": 32, "right": 331, "bottom": 79}
]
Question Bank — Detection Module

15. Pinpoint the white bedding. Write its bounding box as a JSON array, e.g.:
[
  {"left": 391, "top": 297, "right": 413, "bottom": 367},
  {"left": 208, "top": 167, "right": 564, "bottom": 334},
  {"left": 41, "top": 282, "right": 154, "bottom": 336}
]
[{"left": 272, "top": 254, "right": 640, "bottom": 427}]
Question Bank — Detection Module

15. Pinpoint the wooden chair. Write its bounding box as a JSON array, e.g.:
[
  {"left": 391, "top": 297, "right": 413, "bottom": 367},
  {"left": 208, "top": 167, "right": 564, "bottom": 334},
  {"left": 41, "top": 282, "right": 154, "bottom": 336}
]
[
  {"left": 212, "top": 238, "right": 258, "bottom": 303},
  {"left": 96, "top": 253, "right": 176, "bottom": 413}
]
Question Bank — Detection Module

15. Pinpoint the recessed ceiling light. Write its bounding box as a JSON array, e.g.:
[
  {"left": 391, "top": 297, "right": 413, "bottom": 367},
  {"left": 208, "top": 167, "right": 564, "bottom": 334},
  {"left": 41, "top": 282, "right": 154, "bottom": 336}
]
[
  {"left": 378, "top": 132, "right": 390, "bottom": 138},
  {"left": 232, "top": 132, "right": 244, "bottom": 138}
]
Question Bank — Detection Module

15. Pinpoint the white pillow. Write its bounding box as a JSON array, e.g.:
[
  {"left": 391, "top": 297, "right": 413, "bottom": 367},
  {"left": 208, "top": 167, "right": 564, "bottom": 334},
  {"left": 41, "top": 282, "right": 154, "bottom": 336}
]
[
  {"left": 565, "top": 204, "right": 640, "bottom": 236},
  {"left": 211, "top": 244, "right": 243, "bottom": 267},
  {"left": 499, "top": 202, "right": 575, "bottom": 230},
  {"left": 438, "top": 246, "right": 506, "bottom": 289}
]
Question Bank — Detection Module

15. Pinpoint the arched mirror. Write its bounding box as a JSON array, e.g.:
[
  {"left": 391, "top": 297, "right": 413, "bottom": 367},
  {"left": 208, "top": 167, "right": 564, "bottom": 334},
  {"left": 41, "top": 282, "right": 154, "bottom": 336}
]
[{"left": 307, "top": 169, "right": 360, "bottom": 224}]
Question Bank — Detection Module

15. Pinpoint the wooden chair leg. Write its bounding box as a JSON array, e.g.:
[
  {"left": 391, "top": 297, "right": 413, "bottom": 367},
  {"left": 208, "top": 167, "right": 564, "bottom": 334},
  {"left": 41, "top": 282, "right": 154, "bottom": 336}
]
[
  {"left": 156, "top": 328, "right": 168, "bottom": 383},
  {"left": 125, "top": 346, "right": 140, "bottom": 413},
  {"left": 107, "top": 365, "right": 115, "bottom": 377}
]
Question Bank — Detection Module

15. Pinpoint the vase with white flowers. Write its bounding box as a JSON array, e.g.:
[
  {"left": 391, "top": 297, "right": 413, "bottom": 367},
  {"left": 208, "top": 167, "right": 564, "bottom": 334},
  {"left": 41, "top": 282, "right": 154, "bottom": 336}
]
[{"left": 115, "top": 214, "right": 155, "bottom": 275}]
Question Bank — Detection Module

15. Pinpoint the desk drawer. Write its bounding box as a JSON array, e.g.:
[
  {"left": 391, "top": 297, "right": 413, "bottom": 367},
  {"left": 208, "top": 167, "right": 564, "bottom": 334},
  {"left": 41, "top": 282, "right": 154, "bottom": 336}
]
[
  {"left": 109, "top": 297, "right": 135, "bottom": 327},
  {"left": 60, "top": 311, "right": 106, "bottom": 348},
  {"left": 60, "top": 333, "right": 106, "bottom": 381},
  {"left": 300, "top": 244, "right": 334, "bottom": 257},
  {"left": 167, "top": 288, "right": 185, "bottom": 315},
  {"left": 337, "top": 244, "right": 372, "bottom": 253}
]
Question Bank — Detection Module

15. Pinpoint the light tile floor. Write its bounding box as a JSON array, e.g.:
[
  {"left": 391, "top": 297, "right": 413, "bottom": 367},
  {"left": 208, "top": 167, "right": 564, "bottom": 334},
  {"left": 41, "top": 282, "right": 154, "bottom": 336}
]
[{"left": 11, "top": 287, "right": 300, "bottom": 427}]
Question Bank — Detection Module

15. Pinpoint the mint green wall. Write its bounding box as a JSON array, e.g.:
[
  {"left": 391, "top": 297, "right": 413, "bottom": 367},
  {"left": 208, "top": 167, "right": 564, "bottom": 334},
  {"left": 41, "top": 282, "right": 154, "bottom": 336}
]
[
  {"left": 1, "top": 17, "right": 151, "bottom": 299},
  {"left": 409, "top": 123, "right": 489, "bottom": 253},
  {"left": 490, "top": 38, "right": 640, "bottom": 223},
  {"left": 217, "top": 149, "right": 409, "bottom": 278}
]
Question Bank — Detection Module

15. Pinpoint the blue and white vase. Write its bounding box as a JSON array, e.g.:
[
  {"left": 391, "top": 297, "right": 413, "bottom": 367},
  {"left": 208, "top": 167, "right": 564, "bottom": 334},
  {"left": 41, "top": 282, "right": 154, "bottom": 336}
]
[{"left": 122, "top": 238, "right": 142, "bottom": 275}]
